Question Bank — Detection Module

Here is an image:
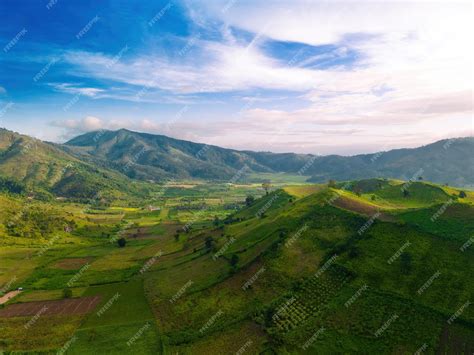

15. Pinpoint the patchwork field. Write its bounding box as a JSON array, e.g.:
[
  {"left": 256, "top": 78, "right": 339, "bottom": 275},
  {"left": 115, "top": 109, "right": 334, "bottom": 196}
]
[{"left": 0, "top": 180, "right": 473, "bottom": 353}]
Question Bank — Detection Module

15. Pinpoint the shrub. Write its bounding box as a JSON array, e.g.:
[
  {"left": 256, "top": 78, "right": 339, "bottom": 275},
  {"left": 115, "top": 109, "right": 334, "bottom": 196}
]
[
  {"left": 230, "top": 254, "right": 239, "bottom": 267},
  {"left": 63, "top": 288, "right": 73, "bottom": 298},
  {"left": 117, "top": 237, "right": 127, "bottom": 248}
]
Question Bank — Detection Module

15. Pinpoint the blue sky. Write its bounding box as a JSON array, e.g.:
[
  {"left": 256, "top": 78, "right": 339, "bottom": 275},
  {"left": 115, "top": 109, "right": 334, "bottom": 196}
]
[{"left": 0, "top": 0, "right": 472, "bottom": 154}]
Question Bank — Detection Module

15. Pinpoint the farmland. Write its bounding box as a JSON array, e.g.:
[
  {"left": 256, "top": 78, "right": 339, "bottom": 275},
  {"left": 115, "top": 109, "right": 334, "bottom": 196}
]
[{"left": 0, "top": 179, "right": 473, "bottom": 353}]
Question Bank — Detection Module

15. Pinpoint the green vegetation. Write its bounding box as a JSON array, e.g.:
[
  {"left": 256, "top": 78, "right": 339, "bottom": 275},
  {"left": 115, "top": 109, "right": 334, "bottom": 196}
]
[{"left": 1, "top": 158, "right": 473, "bottom": 354}]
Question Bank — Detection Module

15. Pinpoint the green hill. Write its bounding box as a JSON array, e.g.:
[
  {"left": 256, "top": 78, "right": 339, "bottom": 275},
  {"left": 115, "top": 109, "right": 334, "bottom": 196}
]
[
  {"left": 0, "top": 129, "right": 147, "bottom": 199},
  {"left": 63, "top": 129, "right": 474, "bottom": 187},
  {"left": 1, "top": 179, "right": 473, "bottom": 353}
]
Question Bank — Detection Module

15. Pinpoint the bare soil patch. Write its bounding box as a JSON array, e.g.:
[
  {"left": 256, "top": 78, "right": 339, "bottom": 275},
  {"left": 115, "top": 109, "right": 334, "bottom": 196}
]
[
  {"left": 0, "top": 290, "right": 22, "bottom": 305},
  {"left": 52, "top": 257, "right": 93, "bottom": 270},
  {"left": 332, "top": 196, "right": 395, "bottom": 222},
  {"left": 0, "top": 296, "right": 101, "bottom": 318}
]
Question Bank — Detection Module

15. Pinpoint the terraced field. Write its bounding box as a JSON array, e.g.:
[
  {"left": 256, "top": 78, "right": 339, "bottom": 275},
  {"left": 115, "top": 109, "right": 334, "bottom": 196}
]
[{"left": 0, "top": 180, "right": 473, "bottom": 353}]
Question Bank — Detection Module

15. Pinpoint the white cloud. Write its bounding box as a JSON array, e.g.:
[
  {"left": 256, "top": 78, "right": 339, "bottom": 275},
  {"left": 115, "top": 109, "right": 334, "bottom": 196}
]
[
  {"left": 53, "top": 0, "right": 472, "bottom": 153},
  {"left": 50, "top": 83, "right": 104, "bottom": 97}
]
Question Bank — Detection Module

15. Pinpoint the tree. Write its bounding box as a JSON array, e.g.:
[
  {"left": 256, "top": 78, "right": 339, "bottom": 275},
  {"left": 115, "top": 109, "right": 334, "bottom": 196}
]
[
  {"left": 174, "top": 233, "right": 180, "bottom": 242},
  {"left": 418, "top": 176, "right": 423, "bottom": 180},
  {"left": 230, "top": 254, "right": 239, "bottom": 268},
  {"left": 354, "top": 187, "right": 362, "bottom": 197},
  {"left": 328, "top": 179, "right": 337, "bottom": 188},
  {"left": 459, "top": 191, "right": 467, "bottom": 198},
  {"left": 245, "top": 195, "right": 255, "bottom": 206},
  {"left": 63, "top": 288, "right": 73, "bottom": 299},
  {"left": 262, "top": 182, "right": 271, "bottom": 195},
  {"left": 400, "top": 252, "right": 412, "bottom": 275},
  {"left": 402, "top": 189, "right": 410, "bottom": 197},
  {"left": 213, "top": 216, "right": 220, "bottom": 226},
  {"left": 117, "top": 237, "right": 126, "bottom": 248},
  {"left": 205, "top": 236, "right": 215, "bottom": 250}
]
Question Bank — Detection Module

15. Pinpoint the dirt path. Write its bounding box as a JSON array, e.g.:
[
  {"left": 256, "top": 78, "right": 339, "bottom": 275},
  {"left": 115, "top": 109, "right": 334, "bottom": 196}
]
[{"left": 0, "top": 290, "right": 21, "bottom": 305}]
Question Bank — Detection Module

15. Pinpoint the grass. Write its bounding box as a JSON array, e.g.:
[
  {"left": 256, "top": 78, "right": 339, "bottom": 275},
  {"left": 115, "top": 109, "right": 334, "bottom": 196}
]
[
  {"left": 68, "top": 279, "right": 160, "bottom": 354},
  {"left": 1, "top": 179, "right": 473, "bottom": 354}
]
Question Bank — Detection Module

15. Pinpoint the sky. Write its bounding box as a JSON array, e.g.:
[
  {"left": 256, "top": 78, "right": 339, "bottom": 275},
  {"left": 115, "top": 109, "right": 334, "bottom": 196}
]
[{"left": 0, "top": 0, "right": 472, "bottom": 155}]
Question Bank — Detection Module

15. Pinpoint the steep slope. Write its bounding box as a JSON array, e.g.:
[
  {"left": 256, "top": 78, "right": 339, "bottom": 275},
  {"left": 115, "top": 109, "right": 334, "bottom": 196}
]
[
  {"left": 63, "top": 129, "right": 474, "bottom": 187},
  {"left": 63, "top": 129, "right": 276, "bottom": 181},
  {"left": 144, "top": 185, "right": 474, "bottom": 353},
  {"left": 0, "top": 129, "right": 139, "bottom": 199}
]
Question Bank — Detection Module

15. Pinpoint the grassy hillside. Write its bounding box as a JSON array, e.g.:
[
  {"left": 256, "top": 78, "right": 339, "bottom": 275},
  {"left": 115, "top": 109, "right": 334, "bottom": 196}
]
[
  {"left": 0, "top": 180, "right": 473, "bottom": 353},
  {"left": 63, "top": 129, "right": 474, "bottom": 187},
  {"left": 0, "top": 129, "right": 155, "bottom": 199}
]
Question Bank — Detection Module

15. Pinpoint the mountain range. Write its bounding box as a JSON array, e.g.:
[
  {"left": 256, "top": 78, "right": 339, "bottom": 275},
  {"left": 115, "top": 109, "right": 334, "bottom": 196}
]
[{"left": 0, "top": 128, "right": 472, "bottom": 198}]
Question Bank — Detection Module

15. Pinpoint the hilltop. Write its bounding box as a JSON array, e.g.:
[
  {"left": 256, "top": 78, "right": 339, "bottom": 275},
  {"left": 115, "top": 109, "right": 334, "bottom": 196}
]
[
  {"left": 0, "top": 128, "right": 148, "bottom": 199},
  {"left": 0, "top": 128, "right": 473, "bottom": 200},
  {"left": 64, "top": 129, "right": 474, "bottom": 186}
]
